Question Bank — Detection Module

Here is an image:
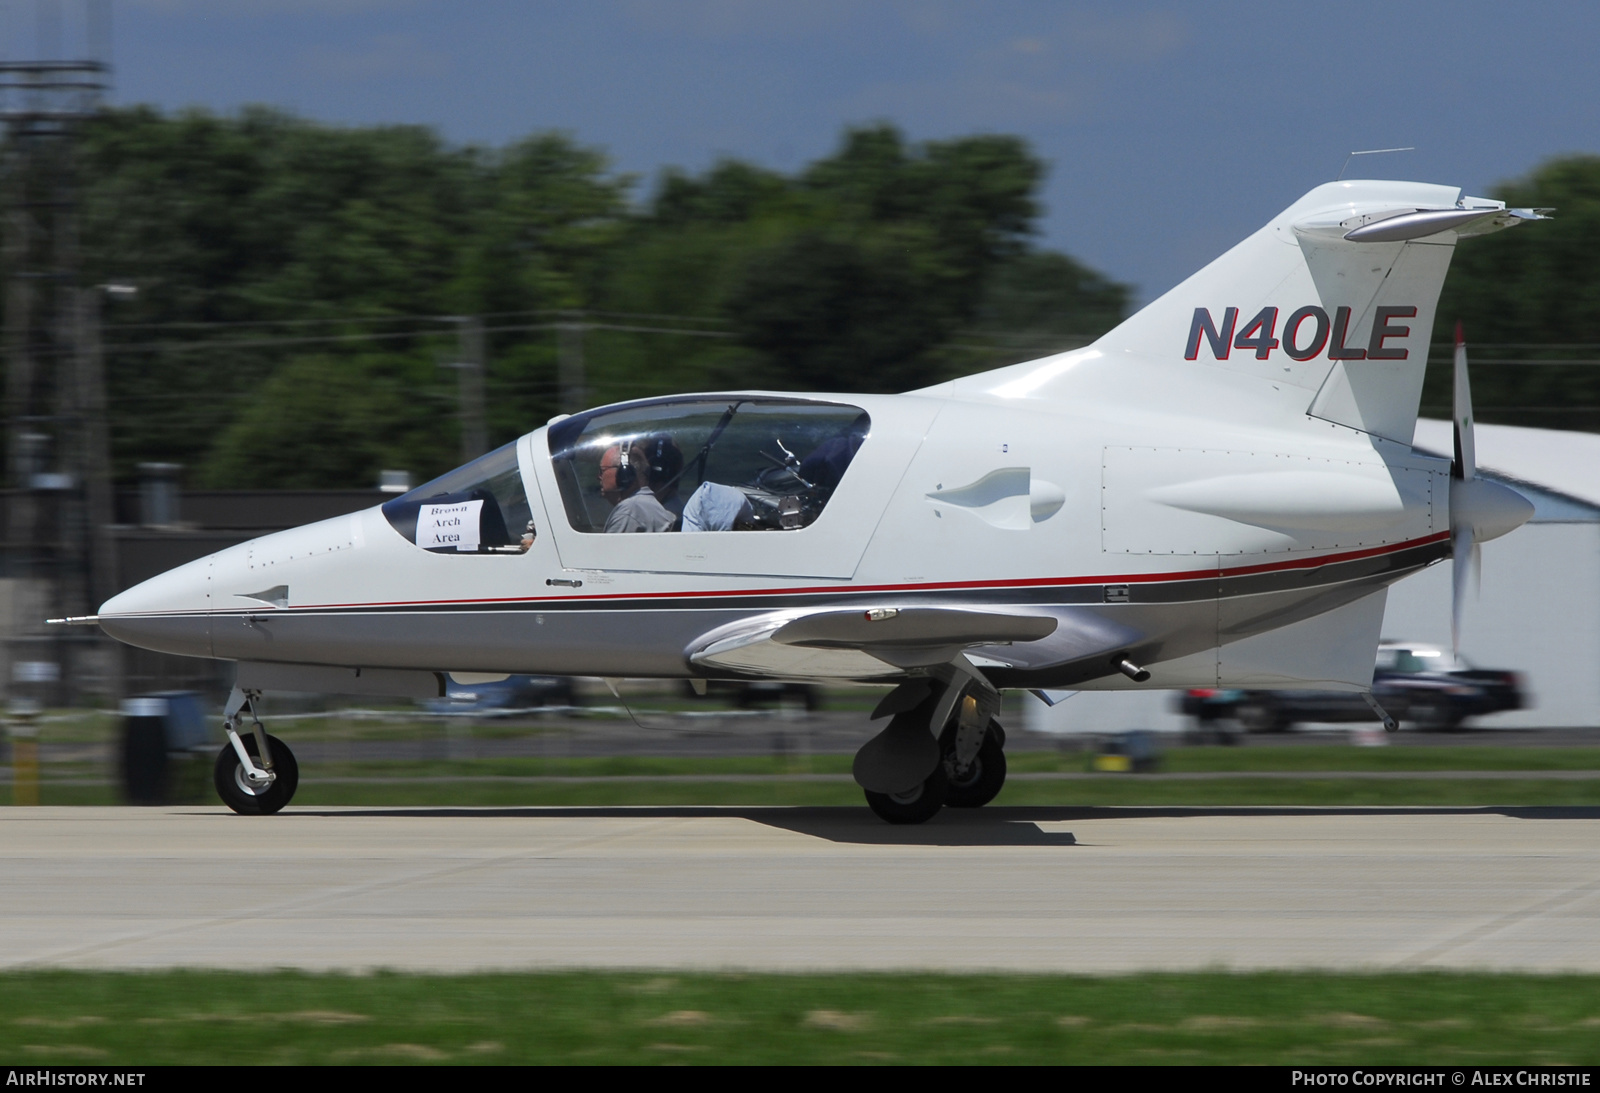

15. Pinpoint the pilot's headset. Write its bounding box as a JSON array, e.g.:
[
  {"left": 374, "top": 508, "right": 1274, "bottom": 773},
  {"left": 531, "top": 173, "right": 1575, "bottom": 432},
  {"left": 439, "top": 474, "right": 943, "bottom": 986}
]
[
  {"left": 614, "top": 441, "right": 637, "bottom": 492},
  {"left": 615, "top": 436, "right": 675, "bottom": 492},
  {"left": 639, "top": 434, "right": 678, "bottom": 490}
]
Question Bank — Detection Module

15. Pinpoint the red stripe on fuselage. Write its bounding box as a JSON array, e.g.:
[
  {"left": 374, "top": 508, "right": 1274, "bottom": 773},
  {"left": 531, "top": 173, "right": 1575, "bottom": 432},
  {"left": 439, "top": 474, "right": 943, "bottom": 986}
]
[{"left": 270, "top": 530, "right": 1450, "bottom": 613}]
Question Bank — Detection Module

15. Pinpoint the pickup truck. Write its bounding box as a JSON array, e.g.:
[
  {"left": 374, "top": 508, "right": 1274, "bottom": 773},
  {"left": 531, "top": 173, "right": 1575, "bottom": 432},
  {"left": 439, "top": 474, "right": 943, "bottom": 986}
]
[{"left": 1179, "top": 642, "right": 1526, "bottom": 733}]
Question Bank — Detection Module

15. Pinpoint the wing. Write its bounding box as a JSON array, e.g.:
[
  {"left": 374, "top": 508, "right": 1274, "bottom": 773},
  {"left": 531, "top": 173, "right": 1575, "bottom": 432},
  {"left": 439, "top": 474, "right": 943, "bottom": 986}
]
[{"left": 685, "top": 605, "right": 1136, "bottom": 684}]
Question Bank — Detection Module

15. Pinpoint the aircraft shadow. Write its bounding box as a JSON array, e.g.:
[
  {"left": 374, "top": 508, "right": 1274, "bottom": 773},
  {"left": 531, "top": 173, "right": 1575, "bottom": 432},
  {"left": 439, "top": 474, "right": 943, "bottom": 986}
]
[
  {"left": 283, "top": 804, "right": 1078, "bottom": 846},
  {"left": 280, "top": 802, "right": 1600, "bottom": 844}
]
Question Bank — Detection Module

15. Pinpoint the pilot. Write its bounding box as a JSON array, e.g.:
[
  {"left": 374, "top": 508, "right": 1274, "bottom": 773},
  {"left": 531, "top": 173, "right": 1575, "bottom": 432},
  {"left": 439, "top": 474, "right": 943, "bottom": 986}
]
[{"left": 599, "top": 436, "right": 678, "bottom": 533}]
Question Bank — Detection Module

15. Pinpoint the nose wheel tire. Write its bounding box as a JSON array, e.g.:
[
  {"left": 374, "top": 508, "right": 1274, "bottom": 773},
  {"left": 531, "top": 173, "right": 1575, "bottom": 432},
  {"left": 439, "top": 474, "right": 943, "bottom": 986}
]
[
  {"left": 864, "top": 763, "right": 949, "bottom": 825},
  {"left": 214, "top": 732, "right": 299, "bottom": 815},
  {"left": 945, "top": 732, "right": 1007, "bottom": 808}
]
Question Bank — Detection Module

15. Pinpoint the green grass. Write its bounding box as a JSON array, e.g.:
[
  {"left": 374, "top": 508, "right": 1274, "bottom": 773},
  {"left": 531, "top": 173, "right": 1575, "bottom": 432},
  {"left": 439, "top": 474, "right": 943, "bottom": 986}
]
[
  {"left": 988, "top": 777, "right": 1600, "bottom": 807},
  {"left": 24, "top": 778, "right": 1600, "bottom": 809},
  {"left": 1147, "top": 744, "right": 1600, "bottom": 774},
  {"left": 2, "top": 969, "right": 1598, "bottom": 1064},
  {"left": 24, "top": 745, "right": 1600, "bottom": 784},
  {"left": 18, "top": 744, "right": 1600, "bottom": 808},
  {"left": 266, "top": 745, "right": 1600, "bottom": 778},
  {"left": 282, "top": 776, "right": 1600, "bottom": 809}
]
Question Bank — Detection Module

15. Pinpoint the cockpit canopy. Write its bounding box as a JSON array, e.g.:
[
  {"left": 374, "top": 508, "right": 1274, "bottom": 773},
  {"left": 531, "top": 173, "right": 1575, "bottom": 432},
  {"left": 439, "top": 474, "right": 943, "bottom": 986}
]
[
  {"left": 381, "top": 441, "right": 534, "bottom": 554},
  {"left": 547, "top": 397, "right": 870, "bottom": 534}
]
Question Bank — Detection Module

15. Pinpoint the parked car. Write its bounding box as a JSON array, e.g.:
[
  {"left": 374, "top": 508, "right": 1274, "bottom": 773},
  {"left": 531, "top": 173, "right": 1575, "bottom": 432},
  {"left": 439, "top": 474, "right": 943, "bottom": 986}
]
[
  {"left": 682, "top": 680, "right": 821, "bottom": 712},
  {"left": 425, "top": 675, "right": 578, "bottom": 715},
  {"left": 1177, "top": 687, "right": 1247, "bottom": 744},
  {"left": 1179, "top": 642, "right": 1525, "bottom": 732}
]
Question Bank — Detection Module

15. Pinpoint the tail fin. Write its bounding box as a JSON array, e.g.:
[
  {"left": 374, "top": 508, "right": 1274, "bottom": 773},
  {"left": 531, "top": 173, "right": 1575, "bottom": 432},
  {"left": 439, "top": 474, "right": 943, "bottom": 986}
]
[{"left": 1091, "top": 180, "right": 1542, "bottom": 444}]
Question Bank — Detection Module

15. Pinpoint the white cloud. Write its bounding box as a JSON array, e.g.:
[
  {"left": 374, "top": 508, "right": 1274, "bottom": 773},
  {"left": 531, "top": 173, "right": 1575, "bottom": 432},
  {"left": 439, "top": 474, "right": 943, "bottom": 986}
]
[{"left": 1053, "top": 10, "right": 1185, "bottom": 61}]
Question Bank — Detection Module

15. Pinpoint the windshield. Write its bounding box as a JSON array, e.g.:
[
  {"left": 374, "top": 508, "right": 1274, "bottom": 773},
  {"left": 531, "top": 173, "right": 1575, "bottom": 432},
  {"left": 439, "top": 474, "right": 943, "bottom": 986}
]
[
  {"left": 1382, "top": 647, "right": 1468, "bottom": 674},
  {"left": 380, "top": 441, "right": 535, "bottom": 554},
  {"left": 547, "top": 397, "right": 869, "bottom": 534}
]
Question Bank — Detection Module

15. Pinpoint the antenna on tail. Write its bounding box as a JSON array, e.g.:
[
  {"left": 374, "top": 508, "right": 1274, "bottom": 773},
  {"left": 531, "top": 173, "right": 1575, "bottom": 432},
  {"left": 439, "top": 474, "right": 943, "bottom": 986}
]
[{"left": 1337, "top": 147, "right": 1416, "bottom": 181}]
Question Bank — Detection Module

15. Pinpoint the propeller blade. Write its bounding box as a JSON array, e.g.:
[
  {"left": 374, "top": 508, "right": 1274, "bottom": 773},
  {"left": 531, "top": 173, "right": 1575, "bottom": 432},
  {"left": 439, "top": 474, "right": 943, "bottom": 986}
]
[
  {"left": 1452, "top": 320, "right": 1475, "bottom": 482},
  {"left": 1450, "top": 320, "right": 1482, "bottom": 655},
  {"left": 1451, "top": 525, "right": 1474, "bottom": 657}
]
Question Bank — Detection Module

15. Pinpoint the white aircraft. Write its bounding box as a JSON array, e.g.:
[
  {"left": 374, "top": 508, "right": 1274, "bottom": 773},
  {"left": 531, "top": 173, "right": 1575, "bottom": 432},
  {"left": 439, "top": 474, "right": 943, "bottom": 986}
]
[{"left": 79, "top": 178, "right": 1545, "bottom": 823}]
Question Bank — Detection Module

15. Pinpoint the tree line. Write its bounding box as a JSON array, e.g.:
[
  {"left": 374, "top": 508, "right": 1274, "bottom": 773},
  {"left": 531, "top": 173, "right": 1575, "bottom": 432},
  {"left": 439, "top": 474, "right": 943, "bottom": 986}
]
[
  {"left": 33, "top": 107, "right": 1600, "bottom": 489},
  {"left": 67, "top": 108, "right": 1126, "bottom": 488},
  {"left": 1427, "top": 155, "right": 1600, "bottom": 432}
]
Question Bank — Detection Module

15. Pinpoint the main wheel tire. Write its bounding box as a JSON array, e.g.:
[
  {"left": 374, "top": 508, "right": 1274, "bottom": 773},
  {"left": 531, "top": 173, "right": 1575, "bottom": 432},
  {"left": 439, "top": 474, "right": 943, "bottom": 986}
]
[
  {"left": 864, "top": 763, "right": 948, "bottom": 825},
  {"left": 214, "top": 732, "right": 299, "bottom": 815},
  {"left": 945, "top": 731, "right": 1007, "bottom": 808}
]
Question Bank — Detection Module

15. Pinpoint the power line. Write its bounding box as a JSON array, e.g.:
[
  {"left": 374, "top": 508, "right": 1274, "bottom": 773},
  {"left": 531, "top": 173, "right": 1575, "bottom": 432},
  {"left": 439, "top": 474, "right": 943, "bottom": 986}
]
[
  {"left": 100, "top": 318, "right": 738, "bottom": 354},
  {"left": 101, "top": 307, "right": 733, "bottom": 334}
]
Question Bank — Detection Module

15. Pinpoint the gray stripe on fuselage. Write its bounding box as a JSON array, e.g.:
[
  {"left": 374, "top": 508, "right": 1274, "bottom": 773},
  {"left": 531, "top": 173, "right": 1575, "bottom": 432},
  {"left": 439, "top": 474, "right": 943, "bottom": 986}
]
[{"left": 105, "top": 537, "right": 1448, "bottom": 677}]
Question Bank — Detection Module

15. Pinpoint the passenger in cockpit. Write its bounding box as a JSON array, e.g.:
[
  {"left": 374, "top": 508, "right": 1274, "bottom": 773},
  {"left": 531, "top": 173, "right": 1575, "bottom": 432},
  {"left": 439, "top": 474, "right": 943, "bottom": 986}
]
[
  {"left": 600, "top": 436, "right": 678, "bottom": 533},
  {"left": 799, "top": 412, "right": 870, "bottom": 500},
  {"left": 682, "top": 481, "right": 754, "bottom": 531}
]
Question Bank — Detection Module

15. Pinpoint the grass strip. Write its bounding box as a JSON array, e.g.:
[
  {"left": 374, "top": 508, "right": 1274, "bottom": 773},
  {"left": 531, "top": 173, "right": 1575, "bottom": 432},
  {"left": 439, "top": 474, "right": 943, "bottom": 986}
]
[
  {"left": 2, "top": 969, "right": 1599, "bottom": 1065},
  {"left": 276, "top": 746, "right": 1600, "bottom": 776},
  {"left": 46, "top": 743, "right": 1600, "bottom": 778},
  {"left": 19, "top": 775, "right": 1600, "bottom": 808},
  {"left": 287, "top": 776, "right": 1600, "bottom": 808}
]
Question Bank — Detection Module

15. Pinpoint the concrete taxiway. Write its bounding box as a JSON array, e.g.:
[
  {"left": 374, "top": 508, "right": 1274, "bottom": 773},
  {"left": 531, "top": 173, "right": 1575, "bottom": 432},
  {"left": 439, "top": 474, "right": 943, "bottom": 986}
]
[{"left": 2, "top": 805, "right": 1597, "bottom": 973}]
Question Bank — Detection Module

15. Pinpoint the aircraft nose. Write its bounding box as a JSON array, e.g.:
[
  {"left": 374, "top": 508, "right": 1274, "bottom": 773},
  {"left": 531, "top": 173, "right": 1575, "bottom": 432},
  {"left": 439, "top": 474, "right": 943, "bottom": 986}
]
[{"left": 97, "top": 553, "right": 215, "bottom": 658}]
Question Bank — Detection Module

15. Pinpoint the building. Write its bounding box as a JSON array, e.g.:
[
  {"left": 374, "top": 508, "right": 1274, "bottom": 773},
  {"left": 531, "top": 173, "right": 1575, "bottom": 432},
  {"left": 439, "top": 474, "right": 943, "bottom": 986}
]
[
  {"left": 1026, "top": 420, "right": 1600, "bottom": 734},
  {"left": 0, "top": 482, "right": 388, "bottom": 701}
]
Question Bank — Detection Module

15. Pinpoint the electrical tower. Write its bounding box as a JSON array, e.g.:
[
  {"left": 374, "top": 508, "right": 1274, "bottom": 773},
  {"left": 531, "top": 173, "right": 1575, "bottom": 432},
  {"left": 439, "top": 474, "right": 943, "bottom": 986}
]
[{"left": 1, "top": 0, "right": 113, "bottom": 705}]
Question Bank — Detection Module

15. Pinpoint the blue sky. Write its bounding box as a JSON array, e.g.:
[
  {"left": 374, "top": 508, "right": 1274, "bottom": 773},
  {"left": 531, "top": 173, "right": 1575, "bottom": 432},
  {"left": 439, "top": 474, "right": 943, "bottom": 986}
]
[{"left": 26, "top": 0, "right": 1600, "bottom": 303}]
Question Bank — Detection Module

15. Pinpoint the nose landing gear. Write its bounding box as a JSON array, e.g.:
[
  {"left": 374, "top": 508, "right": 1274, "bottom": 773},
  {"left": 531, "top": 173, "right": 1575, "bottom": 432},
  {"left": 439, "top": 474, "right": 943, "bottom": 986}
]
[{"left": 214, "top": 686, "right": 300, "bottom": 815}]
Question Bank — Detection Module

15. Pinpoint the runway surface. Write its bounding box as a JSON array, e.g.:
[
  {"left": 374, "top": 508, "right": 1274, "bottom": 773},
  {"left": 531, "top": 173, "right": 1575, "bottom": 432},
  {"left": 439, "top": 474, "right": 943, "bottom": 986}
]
[{"left": 2, "top": 805, "right": 1598, "bottom": 974}]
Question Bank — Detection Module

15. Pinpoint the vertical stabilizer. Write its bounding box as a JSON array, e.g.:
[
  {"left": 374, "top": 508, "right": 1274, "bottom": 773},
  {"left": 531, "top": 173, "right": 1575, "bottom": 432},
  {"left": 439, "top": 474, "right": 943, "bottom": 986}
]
[{"left": 1090, "top": 181, "right": 1541, "bottom": 444}]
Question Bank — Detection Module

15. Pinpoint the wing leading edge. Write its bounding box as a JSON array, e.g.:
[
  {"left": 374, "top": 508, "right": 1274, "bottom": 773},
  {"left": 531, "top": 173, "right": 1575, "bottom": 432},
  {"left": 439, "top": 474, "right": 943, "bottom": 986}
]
[{"left": 686, "top": 606, "right": 1066, "bottom": 681}]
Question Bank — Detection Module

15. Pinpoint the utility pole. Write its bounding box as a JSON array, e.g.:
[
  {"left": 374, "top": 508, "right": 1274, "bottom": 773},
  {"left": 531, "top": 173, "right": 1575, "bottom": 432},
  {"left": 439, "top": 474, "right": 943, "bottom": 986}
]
[
  {"left": 0, "top": 1, "right": 112, "bottom": 705},
  {"left": 557, "top": 311, "right": 586, "bottom": 414},
  {"left": 452, "top": 316, "right": 487, "bottom": 462},
  {"left": 74, "top": 284, "right": 115, "bottom": 607}
]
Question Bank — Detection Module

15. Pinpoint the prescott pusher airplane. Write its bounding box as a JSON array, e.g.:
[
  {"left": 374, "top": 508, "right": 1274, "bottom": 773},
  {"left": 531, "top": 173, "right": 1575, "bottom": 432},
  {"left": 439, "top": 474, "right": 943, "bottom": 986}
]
[{"left": 78, "top": 178, "right": 1544, "bottom": 822}]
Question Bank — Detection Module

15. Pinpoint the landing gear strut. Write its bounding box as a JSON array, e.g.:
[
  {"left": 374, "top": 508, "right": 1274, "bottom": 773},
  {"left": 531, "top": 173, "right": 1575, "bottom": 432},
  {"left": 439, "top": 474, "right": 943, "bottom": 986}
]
[
  {"left": 943, "top": 719, "right": 1007, "bottom": 808},
  {"left": 855, "top": 670, "right": 1008, "bottom": 824},
  {"left": 214, "top": 686, "right": 299, "bottom": 815}
]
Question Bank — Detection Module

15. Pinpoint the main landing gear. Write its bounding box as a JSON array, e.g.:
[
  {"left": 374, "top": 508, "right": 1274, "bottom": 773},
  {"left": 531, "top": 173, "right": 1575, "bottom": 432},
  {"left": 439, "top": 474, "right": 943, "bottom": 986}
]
[
  {"left": 214, "top": 686, "right": 299, "bottom": 815},
  {"left": 853, "top": 674, "right": 1008, "bottom": 825}
]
